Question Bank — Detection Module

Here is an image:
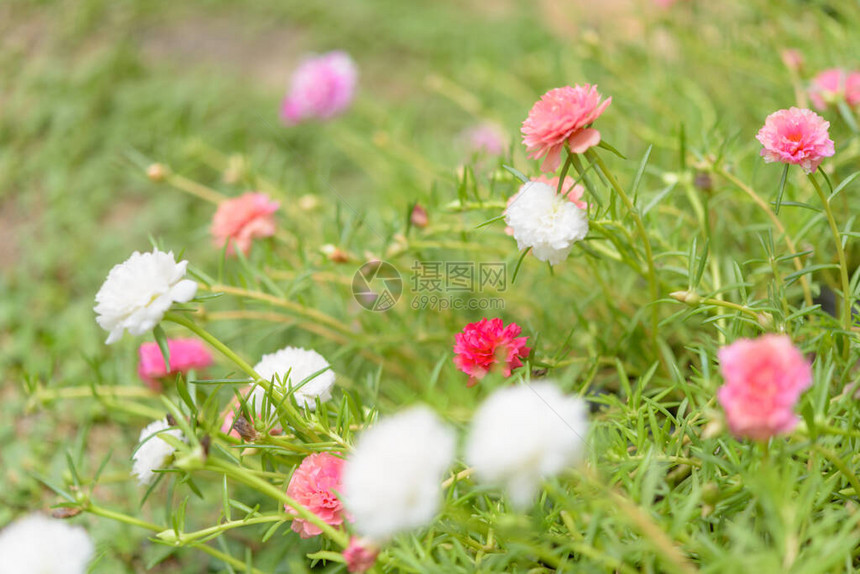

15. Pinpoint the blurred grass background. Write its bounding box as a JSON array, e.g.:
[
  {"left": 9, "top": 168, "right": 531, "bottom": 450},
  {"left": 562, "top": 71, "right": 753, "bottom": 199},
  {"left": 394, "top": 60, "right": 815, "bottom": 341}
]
[{"left": 2, "top": 0, "right": 859, "bottom": 571}]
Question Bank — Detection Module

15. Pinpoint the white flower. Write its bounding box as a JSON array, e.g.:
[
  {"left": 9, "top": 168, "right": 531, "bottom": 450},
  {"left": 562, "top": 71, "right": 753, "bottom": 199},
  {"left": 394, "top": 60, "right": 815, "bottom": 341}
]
[
  {"left": 94, "top": 249, "right": 198, "bottom": 344},
  {"left": 343, "top": 406, "right": 455, "bottom": 542},
  {"left": 132, "top": 419, "right": 184, "bottom": 486},
  {"left": 248, "top": 346, "right": 336, "bottom": 412},
  {"left": 0, "top": 513, "right": 94, "bottom": 574},
  {"left": 465, "top": 382, "right": 589, "bottom": 508},
  {"left": 504, "top": 181, "right": 589, "bottom": 265}
]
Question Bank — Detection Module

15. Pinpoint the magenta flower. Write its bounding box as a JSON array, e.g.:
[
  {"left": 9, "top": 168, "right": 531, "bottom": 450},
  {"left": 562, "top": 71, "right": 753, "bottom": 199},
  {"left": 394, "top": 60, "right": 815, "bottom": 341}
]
[
  {"left": 343, "top": 537, "right": 379, "bottom": 573},
  {"left": 211, "top": 192, "right": 279, "bottom": 256},
  {"left": 808, "top": 68, "right": 860, "bottom": 111},
  {"left": 521, "top": 84, "right": 611, "bottom": 173},
  {"left": 286, "top": 453, "right": 350, "bottom": 538},
  {"left": 755, "top": 107, "right": 835, "bottom": 174},
  {"left": 281, "top": 51, "right": 357, "bottom": 124},
  {"left": 137, "top": 339, "right": 213, "bottom": 391},
  {"left": 717, "top": 334, "right": 812, "bottom": 441},
  {"left": 453, "top": 318, "right": 530, "bottom": 387}
]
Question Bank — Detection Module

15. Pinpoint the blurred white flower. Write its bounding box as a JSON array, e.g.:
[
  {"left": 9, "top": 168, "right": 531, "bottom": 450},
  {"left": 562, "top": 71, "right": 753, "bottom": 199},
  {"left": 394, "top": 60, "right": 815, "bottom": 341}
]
[
  {"left": 0, "top": 513, "right": 94, "bottom": 574},
  {"left": 132, "top": 419, "right": 184, "bottom": 486},
  {"left": 465, "top": 382, "right": 589, "bottom": 508},
  {"left": 249, "top": 346, "right": 336, "bottom": 411},
  {"left": 94, "top": 248, "right": 197, "bottom": 344},
  {"left": 504, "top": 181, "right": 589, "bottom": 265},
  {"left": 343, "top": 406, "right": 455, "bottom": 542}
]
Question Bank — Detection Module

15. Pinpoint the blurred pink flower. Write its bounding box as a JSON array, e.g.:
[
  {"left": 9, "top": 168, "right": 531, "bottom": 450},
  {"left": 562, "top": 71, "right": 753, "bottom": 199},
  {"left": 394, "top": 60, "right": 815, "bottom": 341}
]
[
  {"left": 755, "top": 107, "right": 834, "bottom": 173},
  {"left": 138, "top": 339, "right": 213, "bottom": 391},
  {"left": 211, "top": 192, "right": 279, "bottom": 256},
  {"left": 343, "top": 537, "right": 379, "bottom": 573},
  {"left": 808, "top": 68, "right": 860, "bottom": 111},
  {"left": 522, "top": 85, "right": 611, "bottom": 173},
  {"left": 780, "top": 49, "right": 804, "bottom": 73},
  {"left": 281, "top": 51, "right": 358, "bottom": 124},
  {"left": 462, "top": 122, "right": 507, "bottom": 156},
  {"left": 286, "top": 453, "right": 349, "bottom": 538},
  {"left": 717, "top": 334, "right": 812, "bottom": 441},
  {"left": 453, "top": 318, "right": 530, "bottom": 387},
  {"left": 505, "top": 175, "right": 586, "bottom": 236}
]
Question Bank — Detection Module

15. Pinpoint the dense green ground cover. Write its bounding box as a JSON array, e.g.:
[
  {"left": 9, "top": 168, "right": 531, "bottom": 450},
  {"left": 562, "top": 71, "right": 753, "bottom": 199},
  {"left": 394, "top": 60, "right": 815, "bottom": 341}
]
[{"left": 3, "top": 0, "right": 860, "bottom": 571}]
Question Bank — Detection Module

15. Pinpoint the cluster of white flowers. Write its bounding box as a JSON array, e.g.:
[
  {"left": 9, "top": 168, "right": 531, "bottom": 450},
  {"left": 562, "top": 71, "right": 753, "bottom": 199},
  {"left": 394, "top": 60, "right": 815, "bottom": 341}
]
[
  {"left": 249, "top": 346, "right": 336, "bottom": 411},
  {"left": 132, "top": 418, "right": 185, "bottom": 486},
  {"left": 466, "top": 382, "right": 589, "bottom": 508},
  {"left": 94, "top": 248, "right": 197, "bottom": 344},
  {"left": 504, "top": 181, "right": 589, "bottom": 265},
  {"left": 342, "top": 406, "right": 455, "bottom": 542},
  {"left": 0, "top": 513, "right": 94, "bottom": 574}
]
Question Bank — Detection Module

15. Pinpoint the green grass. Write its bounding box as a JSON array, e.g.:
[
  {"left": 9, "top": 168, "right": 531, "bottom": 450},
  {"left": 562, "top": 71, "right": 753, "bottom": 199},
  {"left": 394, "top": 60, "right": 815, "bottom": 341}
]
[{"left": 3, "top": 0, "right": 860, "bottom": 571}]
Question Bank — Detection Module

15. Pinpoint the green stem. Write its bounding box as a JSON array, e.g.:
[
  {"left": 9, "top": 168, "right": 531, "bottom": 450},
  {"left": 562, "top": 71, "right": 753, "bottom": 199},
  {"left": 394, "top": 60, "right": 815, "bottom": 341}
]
[
  {"left": 587, "top": 150, "right": 662, "bottom": 362},
  {"left": 557, "top": 153, "right": 574, "bottom": 195},
  {"left": 162, "top": 312, "right": 318, "bottom": 440},
  {"left": 160, "top": 515, "right": 285, "bottom": 544},
  {"left": 206, "top": 458, "right": 349, "bottom": 547},
  {"left": 809, "top": 172, "right": 852, "bottom": 341}
]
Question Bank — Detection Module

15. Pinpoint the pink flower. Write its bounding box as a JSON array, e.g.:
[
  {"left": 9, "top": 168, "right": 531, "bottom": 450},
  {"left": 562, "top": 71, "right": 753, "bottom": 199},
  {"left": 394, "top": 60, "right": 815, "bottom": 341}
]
[
  {"left": 137, "top": 339, "right": 213, "bottom": 391},
  {"left": 285, "top": 453, "right": 349, "bottom": 538},
  {"left": 781, "top": 49, "right": 804, "bottom": 73},
  {"left": 717, "top": 334, "right": 812, "bottom": 441},
  {"left": 281, "top": 51, "right": 357, "bottom": 124},
  {"left": 462, "top": 122, "right": 507, "bottom": 156},
  {"left": 521, "top": 85, "right": 611, "bottom": 173},
  {"left": 211, "top": 192, "right": 279, "bottom": 256},
  {"left": 808, "top": 68, "right": 860, "bottom": 111},
  {"left": 755, "top": 107, "right": 835, "bottom": 174},
  {"left": 343, "top": 537, "right": 379, "bottom": 573},
  {"left": 505, "top": 175, "right": 586, "bottom": 236},
  {"left": 453, "top": 318, "right": 530, "bottom": 387}
]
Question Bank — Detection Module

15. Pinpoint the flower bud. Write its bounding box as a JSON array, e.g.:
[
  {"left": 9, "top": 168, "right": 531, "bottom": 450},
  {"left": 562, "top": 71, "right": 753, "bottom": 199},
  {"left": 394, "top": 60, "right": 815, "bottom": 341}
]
[
  {"left": 410, "top": 204, "right": 428, "bottom": 228},
  {"left": 146, "top": 163, "right": 168, "bottom": 182}
]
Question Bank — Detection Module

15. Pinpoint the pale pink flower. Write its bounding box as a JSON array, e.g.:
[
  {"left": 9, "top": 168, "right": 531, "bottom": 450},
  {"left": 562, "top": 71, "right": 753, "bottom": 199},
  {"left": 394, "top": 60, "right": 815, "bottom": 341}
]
[
  {"left": 137, "top": 338, "right": 213, "bottom": 391},
  {"left": 453, "top": 318, "right": 530, "bottom": 387},
  {"left": 717, "top": 334, "right": 812, "bottom": 441},
  {"left": 781, "top": 49, "right": 804, "bottom": 73},
  {"left": 653, "top": 0, "right": 688, "bottom": 7},
  {"left": 755, "top": 107, "right": 835, "bottom": 174},
  {"left": 343, "top": 537, "right": 379, "bottom": 573},
  {"left": 211, "top": 192, "right": 279, "bottom": 256},
  {"left": 504, "top": 175, "right": 585, "bottom": 236},
  {"left": 286, "top": 453, "right": 349, "bottom": 538},
  {"left": 808, "top": 68, "right": 860, "bottom": 111},
  {"left": 462, "top": 122, "right": 507, "bottom": 156},
  {"left": 281, "top": 51, "right": 358, "bottom": 124},
  {"left": 521, "top": 85, "right": 611, "bottom": 173}
]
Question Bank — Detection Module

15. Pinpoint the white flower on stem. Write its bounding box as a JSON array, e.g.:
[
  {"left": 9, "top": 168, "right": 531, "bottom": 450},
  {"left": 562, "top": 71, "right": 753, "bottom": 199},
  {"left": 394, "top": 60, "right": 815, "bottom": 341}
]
[
  {"left": 504, "top": 181, "right": 589, "bottom": 265},
  {"left": 248, "top": 346, "right": 336, "bottom": 412},
  {"left": 94, "top": 248, "right": 197, "bottom": 344},
  {"left": 465, "top": 382, "right": 589, "bottom": 508},
  {"left": 132, "top": 419, "right": 184, "bottom": 486},
  {"left": 0, "top": 513, "right": 94, "bottom": 574},
  {"left": 342, "top": 406, "right": 455, "bottom": 542}
]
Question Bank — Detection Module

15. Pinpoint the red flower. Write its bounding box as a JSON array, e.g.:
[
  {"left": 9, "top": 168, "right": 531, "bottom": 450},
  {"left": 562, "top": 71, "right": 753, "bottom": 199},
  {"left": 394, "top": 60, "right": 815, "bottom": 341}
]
[{"left": 453, "top": 318, "right": 530, "bottom": 386}]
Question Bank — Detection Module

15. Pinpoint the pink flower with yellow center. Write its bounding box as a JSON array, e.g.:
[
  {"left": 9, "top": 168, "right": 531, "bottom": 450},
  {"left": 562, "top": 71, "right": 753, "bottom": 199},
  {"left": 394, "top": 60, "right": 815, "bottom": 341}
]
[
  {"left": 453, "top": 318, "right": 530, "bottom": 387},
  {"left": 521, "top": 84, "right": 611, "bottom": 173},
  {"left": 755, "top": 107, "right": 835, "bottom": 174},
  {"left": 717, "top": 334, "right": 812, "bottom": 441}
]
